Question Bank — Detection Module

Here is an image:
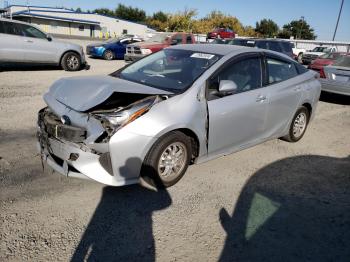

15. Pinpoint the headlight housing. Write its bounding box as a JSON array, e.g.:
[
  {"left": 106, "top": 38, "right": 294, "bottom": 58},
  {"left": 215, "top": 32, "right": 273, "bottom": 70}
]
[
  {"left": 141, "top": 48, "right": 152, "bottom": 55},
  {"left": 92, "top": 96, "right": 159, "bottom": 137}
]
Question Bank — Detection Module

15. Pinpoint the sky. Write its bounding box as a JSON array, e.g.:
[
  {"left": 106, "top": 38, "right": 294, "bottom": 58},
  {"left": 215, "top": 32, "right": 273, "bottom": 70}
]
[{"left": 3, "top": 0, "right": 350, "bottom": 41}]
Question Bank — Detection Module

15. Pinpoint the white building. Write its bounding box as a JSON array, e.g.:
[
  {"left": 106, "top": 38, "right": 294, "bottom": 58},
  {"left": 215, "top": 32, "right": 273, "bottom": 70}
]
[{"left": 3, "top": 5, "right": 153, "bottom": 38}]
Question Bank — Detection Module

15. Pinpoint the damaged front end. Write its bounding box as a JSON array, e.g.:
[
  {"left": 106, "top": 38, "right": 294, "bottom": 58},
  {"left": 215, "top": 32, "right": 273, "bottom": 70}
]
[{"left": 37, "top": 90, "right": 167, "bottom": 186}]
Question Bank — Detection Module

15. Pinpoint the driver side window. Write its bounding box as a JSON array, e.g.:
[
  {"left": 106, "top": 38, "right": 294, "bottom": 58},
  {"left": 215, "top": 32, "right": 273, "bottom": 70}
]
[
  {"left": 18, "top": 24, "right": 47, "bottom": 39},
  {"left": 208, "top": 56, "right": 262, "bottom": 99}
]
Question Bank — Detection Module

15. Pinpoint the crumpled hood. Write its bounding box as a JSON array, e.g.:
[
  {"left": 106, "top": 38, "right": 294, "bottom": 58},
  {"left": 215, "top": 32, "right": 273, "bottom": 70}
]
[{"left": 44, "top": 75, "right": 172, "bottom": 112}]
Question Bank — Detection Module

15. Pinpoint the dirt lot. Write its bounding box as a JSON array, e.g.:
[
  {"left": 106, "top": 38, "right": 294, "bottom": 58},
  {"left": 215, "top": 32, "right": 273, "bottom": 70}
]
[{"left": 0, "top": 39, "right": 349, "bottom": 261}]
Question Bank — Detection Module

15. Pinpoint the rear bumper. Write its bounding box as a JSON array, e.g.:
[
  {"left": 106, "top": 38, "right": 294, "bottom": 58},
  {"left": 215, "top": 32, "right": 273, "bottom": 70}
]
[
  {"left": 124, "top": 53, "right": 144, "bottom": 62},
  {"left": 320, "top": 79, "right": 350, "bottom": 96}
]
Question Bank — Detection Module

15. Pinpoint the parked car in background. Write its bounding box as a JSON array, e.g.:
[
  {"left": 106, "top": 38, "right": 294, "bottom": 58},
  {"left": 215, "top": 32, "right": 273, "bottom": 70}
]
[
  {"left": 229, "top": 38, "right": 294, "bottom": 58},
  {"left": 124, "top": 32, "right": 195, "bottom": 62},
  {"left": 290, "top": 43, "right": 306, "bottom": 62},
  {"left": 320, "top": 55, "right": 350, "bottom": 96},
  {"left": 0, "top": 18, "right": 88, "bottom": 71},
  {"left": 301, "top": 46, "right": 337, "bottom": 65},
  {"left": 309, "top": 52, "right": 347, "bottom": 72},
  {"left": 207, "top": 28, "right": 235, "bottom": 39},
  {"left": 86, "top": 36, "right": 143, "bottom": 60},
  {"left": 37, "top": 44, "right": 320, "bottom": 189}
]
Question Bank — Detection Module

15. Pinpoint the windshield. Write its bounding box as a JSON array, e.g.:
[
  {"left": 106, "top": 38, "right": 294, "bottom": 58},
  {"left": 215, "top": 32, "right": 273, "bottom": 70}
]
[
  {"left": 333, "top": 56, "right": 350, "bottom": 67},
  {"left": 312, "top": 47, "right": 330, "bottom": 52},
  {"left": 146, "top": 34, "right": 170, "bottom": 43},
  {"left": 104, "top": 38, "right": 122, "bottom": 44},
  {"left": 115, "top": 49, "right": 222, "bottom": 93}
]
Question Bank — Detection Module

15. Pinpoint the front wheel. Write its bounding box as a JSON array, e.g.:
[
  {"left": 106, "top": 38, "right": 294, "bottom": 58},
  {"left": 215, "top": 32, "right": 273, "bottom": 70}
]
[
  {"left": 103, "top": 50, "right": 114, "bottom": 60},
  {"left": 141, "top": 131, "right": 192, "bottom": 188},
  {"left": 61, "top": 52, "right": 81, "bottom": 71},
  {"left": 282, "top": 106, "right": 310, "bottom": 142}
]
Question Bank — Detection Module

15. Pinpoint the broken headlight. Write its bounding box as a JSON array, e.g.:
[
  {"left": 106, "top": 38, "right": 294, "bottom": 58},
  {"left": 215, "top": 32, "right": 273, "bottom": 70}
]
[{"left": 92, "top": 96, "right": 159, "bottom": 136}]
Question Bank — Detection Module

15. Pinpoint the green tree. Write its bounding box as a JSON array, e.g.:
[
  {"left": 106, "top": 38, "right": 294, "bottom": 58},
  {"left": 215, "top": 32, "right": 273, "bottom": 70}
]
[
  {"left": 93, "top": 8, "right": 115, "bottom": 16},
  {"left": 115, "top": 4, "right": 146, "bottom": 22},
  {"left": 152, "top": 11, "right": 168, "bottom": 23},
  {"left": 255, "top": 19, "right": 279, "bottom": 37},
  {"left": 278, "top": 19, "right": 316, "bottom": 40},
  {"left": 75, "top": 7, "right": 82, "bottom": 13},
  {"left": 167, "top": 8, "right": 197, "bottom": 32}
]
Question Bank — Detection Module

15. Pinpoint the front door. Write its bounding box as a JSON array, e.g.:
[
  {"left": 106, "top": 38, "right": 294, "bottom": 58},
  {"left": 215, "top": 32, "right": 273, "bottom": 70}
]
[
  {"left": 18, "top": 23, "right": 57, "bottom": 63},
  {"left": 207, "top": 54, "right": 269, "bottom": 156}
]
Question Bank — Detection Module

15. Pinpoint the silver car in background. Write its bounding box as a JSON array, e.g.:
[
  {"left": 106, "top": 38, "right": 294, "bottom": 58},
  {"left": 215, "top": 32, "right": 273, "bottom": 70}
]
[
  {"left": 320, "top": 55, "right": 350, "bottom": 96},
  {"left": 37, "top": 44, "right": 321, "bottom": 188},
  {"left": 0, "top": 18, "right": 88, "bottom": 71}
]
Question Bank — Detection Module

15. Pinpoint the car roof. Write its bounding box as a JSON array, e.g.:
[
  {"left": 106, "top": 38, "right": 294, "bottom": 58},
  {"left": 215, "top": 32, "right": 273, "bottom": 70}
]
[
  {"left": 0, "top": 17, "right": 31, "bottom": 26},
  {"left": 169, "top": 43, "right": 295, "bottom": 61},
  {"left": 169, "top": 44, "right": 252, "bottom": 56}
]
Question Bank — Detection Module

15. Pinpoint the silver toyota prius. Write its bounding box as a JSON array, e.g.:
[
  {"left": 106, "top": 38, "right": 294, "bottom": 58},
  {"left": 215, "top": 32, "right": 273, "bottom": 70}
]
[{"left": 37, "top": 44, "right": 321, "bottom": 188}]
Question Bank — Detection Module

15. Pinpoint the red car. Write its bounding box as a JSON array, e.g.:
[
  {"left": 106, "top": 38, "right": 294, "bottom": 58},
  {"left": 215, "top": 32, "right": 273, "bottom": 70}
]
[
  {"left": 207, "top": 28, "right": 235, "bottom": 39},
  {"left": 309, "top": 52, "right": 348, "bottom": 77}
]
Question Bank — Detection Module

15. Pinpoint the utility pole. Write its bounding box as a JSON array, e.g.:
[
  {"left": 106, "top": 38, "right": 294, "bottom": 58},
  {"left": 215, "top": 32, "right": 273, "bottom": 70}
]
[
  {"left": 299, "top": 16, "right": 305, "bottom": 39},
  {"left": 332, "top": 0, "right": 344, "bottom": 41}
]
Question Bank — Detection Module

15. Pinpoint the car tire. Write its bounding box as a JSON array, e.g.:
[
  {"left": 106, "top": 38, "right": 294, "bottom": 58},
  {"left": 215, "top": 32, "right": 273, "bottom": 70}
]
[
  {"left": 103, "top": 50, "right": 114, "bottom": 60},
  {"left": 141, "top": 131, "right": 192, "bottom": 188},
  {"left": 282, "top": 106, "right": 310, "bottom": 142},
  {"left": 61, "top": 52, "right": 81, "bottom": 71},
  {"left": 297, "top": 53, "right": 303, "bottom": 63}
]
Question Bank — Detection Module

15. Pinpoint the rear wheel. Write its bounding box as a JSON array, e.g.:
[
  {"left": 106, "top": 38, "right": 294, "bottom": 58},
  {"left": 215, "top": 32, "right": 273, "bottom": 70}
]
[
  {"left": 61, "top": 52, "right": 81, "bottom": 71},
  {"left": 282, "top": 106, "right": 310, "bottom": 142},
  {"left": 141, "top": 131, "right": 192, "bottom": 188},
  {"left": 103, "top": 50, "right": 114, "bottom": 60}
]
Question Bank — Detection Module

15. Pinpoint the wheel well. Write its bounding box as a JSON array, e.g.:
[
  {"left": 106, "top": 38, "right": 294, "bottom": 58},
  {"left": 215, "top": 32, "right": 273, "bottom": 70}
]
[
  {"left": 175, "top": 128, "right": 200, "bottom": 163},
  {"left": 302, "top": 103, "right": 312, "bottom": 115},
  {"left": 59, "top": 50, "right": 81, "bottom": 65}
]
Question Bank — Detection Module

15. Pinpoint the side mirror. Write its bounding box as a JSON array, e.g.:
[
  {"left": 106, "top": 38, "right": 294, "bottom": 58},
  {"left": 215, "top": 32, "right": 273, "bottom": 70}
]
[
  {"left": 170, "top": 39, "right": 178, "bottom": 45},
  {"left": 219, "top": 80, "right": 237, "bottom": 94},
  {"left": 47, "top": 35, "right": 52, "bottom": 42}
]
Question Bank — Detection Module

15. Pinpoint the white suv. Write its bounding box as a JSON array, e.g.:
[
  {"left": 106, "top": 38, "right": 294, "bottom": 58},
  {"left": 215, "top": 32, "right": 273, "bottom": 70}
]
[{"left": 0, "top": 18, "right": 88, "bottom": 71}]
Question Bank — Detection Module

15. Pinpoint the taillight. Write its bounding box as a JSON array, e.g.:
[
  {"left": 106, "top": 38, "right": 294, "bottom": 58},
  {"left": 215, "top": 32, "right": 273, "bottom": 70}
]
[{"left": 319, "top": 68, "right": 326, "bottom": 78}]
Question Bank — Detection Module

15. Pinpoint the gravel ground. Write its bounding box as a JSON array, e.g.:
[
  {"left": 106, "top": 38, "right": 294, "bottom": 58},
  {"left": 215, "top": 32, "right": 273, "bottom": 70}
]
[{"left": 0, "top": 40, "right": 349, "bottom": 261}]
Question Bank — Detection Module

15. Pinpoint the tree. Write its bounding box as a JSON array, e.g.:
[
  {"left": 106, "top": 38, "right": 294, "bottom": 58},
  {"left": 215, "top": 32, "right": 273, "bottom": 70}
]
[
  {"left": 278, "top": 19, "right": 316, "bottom": 40},
  {"left": 75, "top": 7, "right": 82, "bottom": 13},
  {"left": 255, "top": 19, "right": 279, "bottom": 37},
  {"left": 167, "top": 8, "right": 197, "bottom": 32},
  {"left": 93, "top": 8, "right": 115, "bottom": 16},
  {"left": 152, "top": 11, "right": 168, "bottom": 23},
  {"left": 115, "top": 4, "right": 146, "bottom": 22}
]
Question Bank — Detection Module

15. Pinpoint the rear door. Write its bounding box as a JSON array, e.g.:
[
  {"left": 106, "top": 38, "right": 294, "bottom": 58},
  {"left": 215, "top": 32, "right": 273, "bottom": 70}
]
[
  {"left": 263, "top": 54, "right": 302, "bottom": 137},
  {"left": 207, "top": 53, "right": 269, "bottom": 155},
  {"left": 17, "top": 23, "right": 57, "bottom": 63},
  {"left": 0, "top": 20, "right": 26, "bottom": 62}
]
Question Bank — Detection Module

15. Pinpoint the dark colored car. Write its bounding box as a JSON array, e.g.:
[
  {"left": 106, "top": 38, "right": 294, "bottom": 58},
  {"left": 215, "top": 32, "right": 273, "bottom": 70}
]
[
  {"left": 308, "top": 52, "right": 347, "bottom": 73},
  {"left": 207, "top": 28, "right": 235, "bottom": 39},
  {"left": 229, "top": 39, "right": 294, "bottom": 58},
  {"left": 86, "top": 36, "right": 143, "bottom": 60}
]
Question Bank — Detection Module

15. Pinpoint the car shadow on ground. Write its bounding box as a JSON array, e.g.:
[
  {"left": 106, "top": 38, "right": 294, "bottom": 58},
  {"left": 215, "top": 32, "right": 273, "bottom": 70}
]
[
  {"left": 0, "top": 64, "right": 61, "bottom": 72},
  {"left": 219, "top": 154, "right": 350, "bottom": 262},
  {"left": 71, "top": 158, "right": 172, "bottom": 262},
  {"left": 320, "top": 91, "right": 350, "bottom": 105}
]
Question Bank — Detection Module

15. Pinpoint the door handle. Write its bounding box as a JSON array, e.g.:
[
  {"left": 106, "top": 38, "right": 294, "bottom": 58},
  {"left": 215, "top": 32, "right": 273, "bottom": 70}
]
[
  {"left": 24, "top": 39, "right": 33, "bottom": 43},
  {"left": 256, "top": 94, "right": 267, "bottom": 102}
]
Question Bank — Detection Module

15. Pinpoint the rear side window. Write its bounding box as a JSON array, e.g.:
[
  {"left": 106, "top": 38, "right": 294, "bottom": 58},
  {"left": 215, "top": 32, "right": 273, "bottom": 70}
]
[
  {"left": 186, "top": 34, "right": 192, "bottom": 44},
  {"left": 3, "top": 21, "right": 23, "bottom": 36},
  {"left": 18, "top": 24, "right": 46, "bottom": 39},
  {"left": 281, "top": 42, "right": 292, "bottom": 52},
  {"left": 267, "top": 57, "right": 298, "bottom": 84}
]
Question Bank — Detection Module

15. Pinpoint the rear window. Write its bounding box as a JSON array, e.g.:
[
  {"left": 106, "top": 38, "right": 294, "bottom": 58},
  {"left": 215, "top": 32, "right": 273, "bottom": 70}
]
[
  {"left": 333, "top": 56, "right": 350, "bottom": 67},
  {"left": 267, "top": 57, "right": 298, "bottom": 84}
]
